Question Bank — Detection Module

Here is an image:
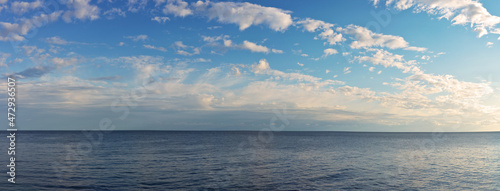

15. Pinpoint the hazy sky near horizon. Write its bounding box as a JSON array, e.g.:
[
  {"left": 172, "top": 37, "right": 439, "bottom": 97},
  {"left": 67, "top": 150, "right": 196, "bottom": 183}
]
[{"left": 1, "top": 0, "right": 500, "bottom": 131}]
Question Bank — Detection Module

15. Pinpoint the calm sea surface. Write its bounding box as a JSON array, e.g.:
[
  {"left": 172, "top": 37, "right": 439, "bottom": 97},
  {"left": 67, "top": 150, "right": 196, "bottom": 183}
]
[{"left": 0, "top": 131, "right": 499, "bottom": 190}]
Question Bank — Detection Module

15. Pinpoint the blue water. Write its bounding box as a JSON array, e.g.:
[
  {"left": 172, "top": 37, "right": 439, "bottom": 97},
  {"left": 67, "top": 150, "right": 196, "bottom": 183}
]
[{"left": 0, "top": 131, "right": 499, "bottom": 190}]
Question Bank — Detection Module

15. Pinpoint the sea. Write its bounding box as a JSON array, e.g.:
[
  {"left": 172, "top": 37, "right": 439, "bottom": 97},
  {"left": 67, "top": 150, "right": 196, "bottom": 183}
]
[{"left": 0, "top": 131, "right": 499, "bottom": 190}]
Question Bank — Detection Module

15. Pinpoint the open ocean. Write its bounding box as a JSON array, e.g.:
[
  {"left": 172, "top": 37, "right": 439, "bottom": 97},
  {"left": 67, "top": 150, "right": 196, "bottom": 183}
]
[{"left": 0, "top": 131, "right": 499, "bottom": 190}]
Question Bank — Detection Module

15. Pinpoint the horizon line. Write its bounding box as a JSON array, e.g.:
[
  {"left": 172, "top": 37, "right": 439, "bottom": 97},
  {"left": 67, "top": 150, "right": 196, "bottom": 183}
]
[{"left": 3, "top": 130, "right": 500, "bottom": 133}]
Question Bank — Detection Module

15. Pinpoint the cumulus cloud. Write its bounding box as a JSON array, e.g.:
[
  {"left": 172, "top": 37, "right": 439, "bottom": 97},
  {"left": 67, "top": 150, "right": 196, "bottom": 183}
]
[
  {"left": 62, "top": 0, "right": 100, "bottom": 22},
  {"left": 241, "top": 40, "right": 269, "bottom": 53},
  {"left": 11, "top": 0, "right": 42, "bottom": 15},
  {"left": 223, "top": 39, "right": 232, "bottom": 47},
  {"left": 342, "top": 25, "right": 426, "bottom": 51},
  {"left": 296, "top": 18, "right": 344, "bottom": 45},
  {"left": 201, "top": 1, "right": 293, "bottom": 31},
  {"left": 163, "top": 0, "right": 192, "bottom": 17},
  {"left": 356, "top": 49, "right": 421, "bottom": 73},
  {"left": 173, "top": 41, "right": 200, "bottom": 56},
  {"left": 0, "top": 0, "right": 104, "bottom": 41},
  {"left": 323, "top": 48, "right": 338, "bottom": 57},
  {"left": 251, "top": 59, "right": 271, "bottom": 74},
  {"left": 373, "top": 0, "right": 500, "bottom": 38},
  {"left": 0, "top": 11, "right": 62, "bottom": 41},
  {"left": 174, "top": 41, "right": 188, "bottom": 48},
  {"left": 161, "top": 1, "right": 293, "bottom": 31},
  {"left": 12, "top": 53, "right": 500, "bottom": 131}
]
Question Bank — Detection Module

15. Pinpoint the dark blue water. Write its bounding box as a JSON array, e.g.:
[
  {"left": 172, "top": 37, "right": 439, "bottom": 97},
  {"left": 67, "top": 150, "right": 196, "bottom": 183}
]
[{"left": 0, "top": 131, "right": 499, "bottom": 190}]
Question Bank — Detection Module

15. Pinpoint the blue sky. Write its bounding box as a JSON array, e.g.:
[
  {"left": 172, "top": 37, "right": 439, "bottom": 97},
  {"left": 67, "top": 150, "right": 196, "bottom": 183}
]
[{"left": 1, "top": 0, "right": 500, "bottom": 131}]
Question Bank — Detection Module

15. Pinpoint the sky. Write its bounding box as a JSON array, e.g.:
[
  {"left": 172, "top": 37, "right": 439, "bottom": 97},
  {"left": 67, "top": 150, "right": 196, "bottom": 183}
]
[{"left": 1, "top": 0, "right": 500, "bottom": 131}]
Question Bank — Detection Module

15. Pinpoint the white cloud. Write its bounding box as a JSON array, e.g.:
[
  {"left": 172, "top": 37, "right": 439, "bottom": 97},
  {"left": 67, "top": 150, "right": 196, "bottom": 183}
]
[
  {"left": 13, "top": 53, "right": 500, "bottom": 131},
  {"left": 374, "top": 0, "right": 500, "bottom": 38},
  {"left": 297, "top": 18, "right": 334, "bottom": 32},
  {"left": 296, "top": 18, "right": 344, "bottom": 45},
  {"left": 323, "top": 48, "right": 338, "bottom": 57},
  {"left": 11, "top": 0, "right": 42, "bottom": 15},
  {"left": 0, "top": 11, "right": 62, "bottom": 41},
  {"left": 151, "top": 16, "right": 170, "bottom": 23},
  {"left": 231, "top": 66, "right": 241, "bottom": 76},
  {"left": 343, "top": 67, "right": 351, "bottom": 74},
  {"left": 45, "top": 36, "right": 98, "bottom": 46},
  {"left": 342, "top": 25, "right": 426, "bottom": 51},
  {"left": 297, "top": 62, "right": 304, "bottom": 67},
  {"left": 0, "top": 0, "right": 99, "bottom": 41},
  {"left": 252, "top": 59, "right": 270, "bottom": 74},
  {"left": 163, "top": 0, "right": 192, "bottom": 17},
  {"left": 251, "top": 59, "right": 342, "bottom": 85},
  {"left": 403, "top": 46, "right": 427, "bottom": 52},
  {"left": 127, "top": 0, "right": 148, "bottom": 12},
  {"left": 0, "top": 53, "right": 10, "bottom": 67},
  {"left": 114, "top": 55, "right": 166, "bottom": 83},
  {"left": 486, "top": 42, "right": 493, "bottom": 48},
  {"left": 45, "top": 36, "right": 70, "bottom": 45},
  {"left": 223, "top": 39, "right": 232, "bottom": 47},
  {"left": 144, "top": 44, "right": 167, "bottom": 52},
  {"left": 207, "top": 26, "right": 221, "bottom": 30},
  {"left": 272, "top": 49, "right": 283, "bottom": 54},
  {"left": 369, "top": 67, "right": 375, "bottom": 72},
  {"left": 241, "top": 40, "right": 269, "bottom": 53},
  {"left": 103, "top": 8, "right": 126, "bottom": 19},
  {"left": 119, "top": 42, "right": 125, "bottom": 46},
  {"left": 434, "top": 52, "right": 446, "bottom": 57},
  {"left": 356, "top": 49, "right": 421, "bottom": 73},
  {"left": 420, "top": 55, "right": 431, "bottom": 60},
  {"left": 173, "top": 41, "right": 200, "bottom": 56},
  {"left": 326, "top": 69, "right": 330, "bottom": 74},
  {"left": 124, "top": 34, "right": 148, "bottom": 42},
  {"left": 202, "top": 36, "right": 279, "bottom": 54},
  {"left": 201, "top": 34, "right": 229, "bottom": 43},
  {"left": 176, "top": 48, "right": 200, "bottom": 56},
  {"left": 62, "top": 0, "right": 100, "bottom": 22},
  {"left": 174, "top": 41, "right": 188, "bottom": 48},
  {"left": 193, "top": 1, "right": 293, "bottom": 31},
  {"left": 50, "top": 57, "right": 79, "bottom": 68}
]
